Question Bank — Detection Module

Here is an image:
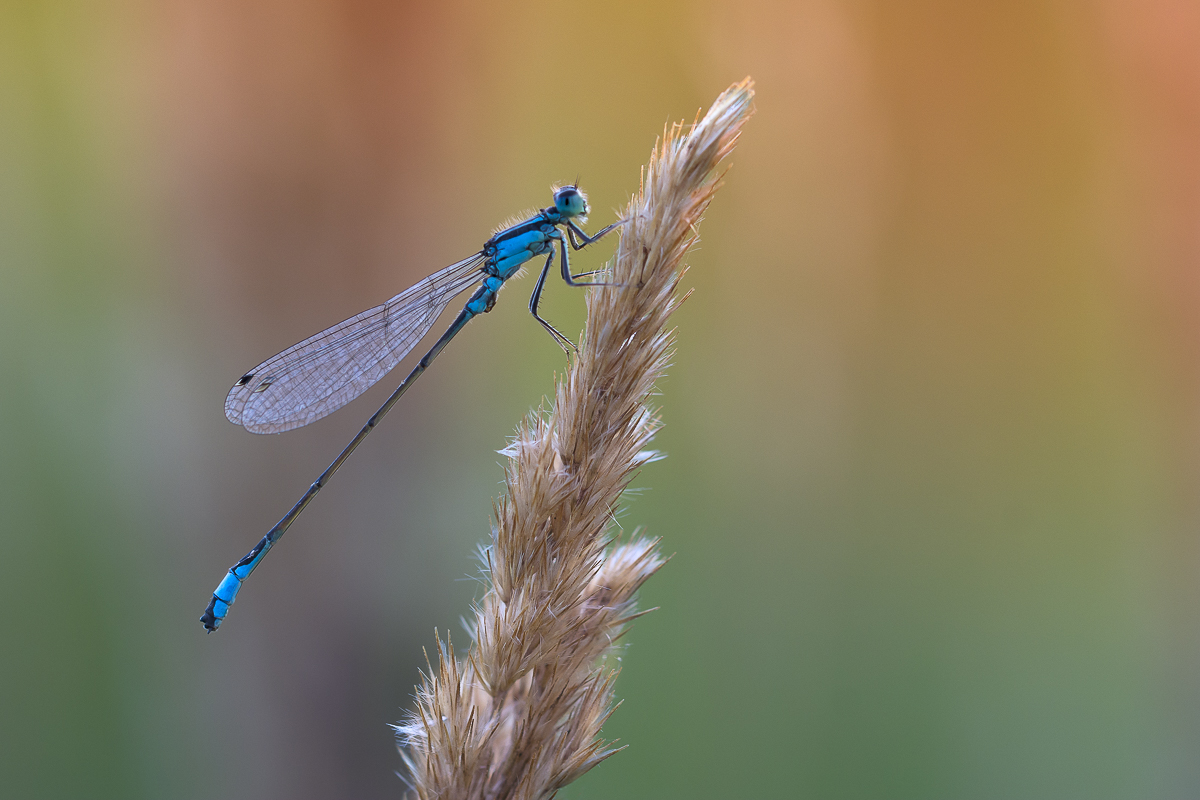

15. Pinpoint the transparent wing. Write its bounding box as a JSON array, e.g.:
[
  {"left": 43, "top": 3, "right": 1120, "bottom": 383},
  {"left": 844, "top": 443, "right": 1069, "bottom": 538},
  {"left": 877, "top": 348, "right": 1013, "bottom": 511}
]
[{"left": 225, "top": 252, "right": 487, "bottom": 434}]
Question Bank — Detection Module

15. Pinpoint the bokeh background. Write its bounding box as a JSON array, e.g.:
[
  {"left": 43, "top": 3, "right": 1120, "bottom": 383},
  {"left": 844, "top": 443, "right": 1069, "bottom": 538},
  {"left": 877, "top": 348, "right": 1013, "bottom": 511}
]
[{"left": 2, "top": 1, "right": 1199, "bottom": 798}]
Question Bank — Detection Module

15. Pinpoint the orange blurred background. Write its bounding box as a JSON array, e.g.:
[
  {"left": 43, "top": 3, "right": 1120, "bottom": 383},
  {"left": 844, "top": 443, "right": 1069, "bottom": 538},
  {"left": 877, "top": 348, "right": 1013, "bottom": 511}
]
[{"left": 2, "top": 1, "right": 1199, "bottom": 798}]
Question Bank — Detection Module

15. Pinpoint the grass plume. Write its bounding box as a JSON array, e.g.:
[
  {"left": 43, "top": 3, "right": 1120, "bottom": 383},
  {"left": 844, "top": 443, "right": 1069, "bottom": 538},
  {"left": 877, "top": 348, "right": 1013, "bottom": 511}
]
[{"left": 394, "top": 78, "right": 754, "bottom": 800}]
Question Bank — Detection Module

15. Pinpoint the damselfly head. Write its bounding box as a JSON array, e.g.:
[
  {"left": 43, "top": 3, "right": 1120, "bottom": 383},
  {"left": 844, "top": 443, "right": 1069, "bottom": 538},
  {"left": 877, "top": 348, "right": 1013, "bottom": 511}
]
[{"left": 553, "top": 185, "right": 588, "bottom": 218}]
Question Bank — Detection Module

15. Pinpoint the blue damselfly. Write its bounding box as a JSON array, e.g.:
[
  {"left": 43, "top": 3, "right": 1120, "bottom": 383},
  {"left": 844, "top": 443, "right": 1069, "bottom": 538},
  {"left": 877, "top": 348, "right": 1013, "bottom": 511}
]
[{"left": 201, "top": 186, "right": 620, "bottom": 631}]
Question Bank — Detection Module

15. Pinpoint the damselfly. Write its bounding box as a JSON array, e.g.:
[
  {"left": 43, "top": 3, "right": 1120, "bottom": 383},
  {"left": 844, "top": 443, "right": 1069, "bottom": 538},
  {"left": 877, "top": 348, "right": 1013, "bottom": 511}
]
[{"left": 201, "top": 185, "right": 621, "bottom": 632}]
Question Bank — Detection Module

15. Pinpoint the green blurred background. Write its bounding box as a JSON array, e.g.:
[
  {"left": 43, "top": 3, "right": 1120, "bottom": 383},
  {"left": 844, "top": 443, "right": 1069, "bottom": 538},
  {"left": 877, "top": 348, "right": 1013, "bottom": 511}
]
[{"left": 2, "top": 1, "right": 1198, "bottom": 798}]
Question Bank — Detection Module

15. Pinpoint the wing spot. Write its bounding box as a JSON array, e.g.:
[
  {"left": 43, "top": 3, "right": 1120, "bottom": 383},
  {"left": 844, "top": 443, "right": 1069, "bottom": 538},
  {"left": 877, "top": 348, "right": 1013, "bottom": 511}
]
[
  {"left": 236, "top": 373, "right": 255, "bottom": 387},
  {"left": 251, "top": 376, "right": 275, "bottom": 394}
]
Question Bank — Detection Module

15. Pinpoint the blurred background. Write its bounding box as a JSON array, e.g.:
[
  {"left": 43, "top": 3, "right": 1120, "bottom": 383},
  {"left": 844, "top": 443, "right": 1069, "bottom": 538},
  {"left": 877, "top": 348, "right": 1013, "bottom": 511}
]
[{"left": 2, "top": 1, "right": 1198, "bottom": 798}]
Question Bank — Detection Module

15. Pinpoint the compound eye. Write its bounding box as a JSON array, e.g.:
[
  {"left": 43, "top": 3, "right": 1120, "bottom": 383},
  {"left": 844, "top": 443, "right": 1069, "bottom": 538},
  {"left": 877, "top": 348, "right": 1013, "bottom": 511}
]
[{"left": 555, "top": 187, "right": 584, "bottom": 216}]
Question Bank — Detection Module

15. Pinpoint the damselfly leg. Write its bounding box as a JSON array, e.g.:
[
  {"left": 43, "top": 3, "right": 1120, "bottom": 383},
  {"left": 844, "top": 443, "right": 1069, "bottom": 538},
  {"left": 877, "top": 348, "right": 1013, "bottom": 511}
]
[{"left": 528, "top": 248, "right": 577, "bottom": 353}]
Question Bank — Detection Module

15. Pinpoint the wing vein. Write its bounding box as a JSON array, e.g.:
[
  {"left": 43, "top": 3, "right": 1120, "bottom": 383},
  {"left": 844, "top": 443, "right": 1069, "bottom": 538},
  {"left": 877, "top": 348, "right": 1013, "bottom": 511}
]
[{"left": 225, "top": 253, "right": 486, "bottom": 434}]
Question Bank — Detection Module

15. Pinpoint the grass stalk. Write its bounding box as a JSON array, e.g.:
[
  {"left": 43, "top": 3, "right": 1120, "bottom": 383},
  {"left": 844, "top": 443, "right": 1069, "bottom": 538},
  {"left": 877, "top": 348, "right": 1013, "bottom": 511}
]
[{"left": 394, "top": 78, "right": 754, "bottom": 800}]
